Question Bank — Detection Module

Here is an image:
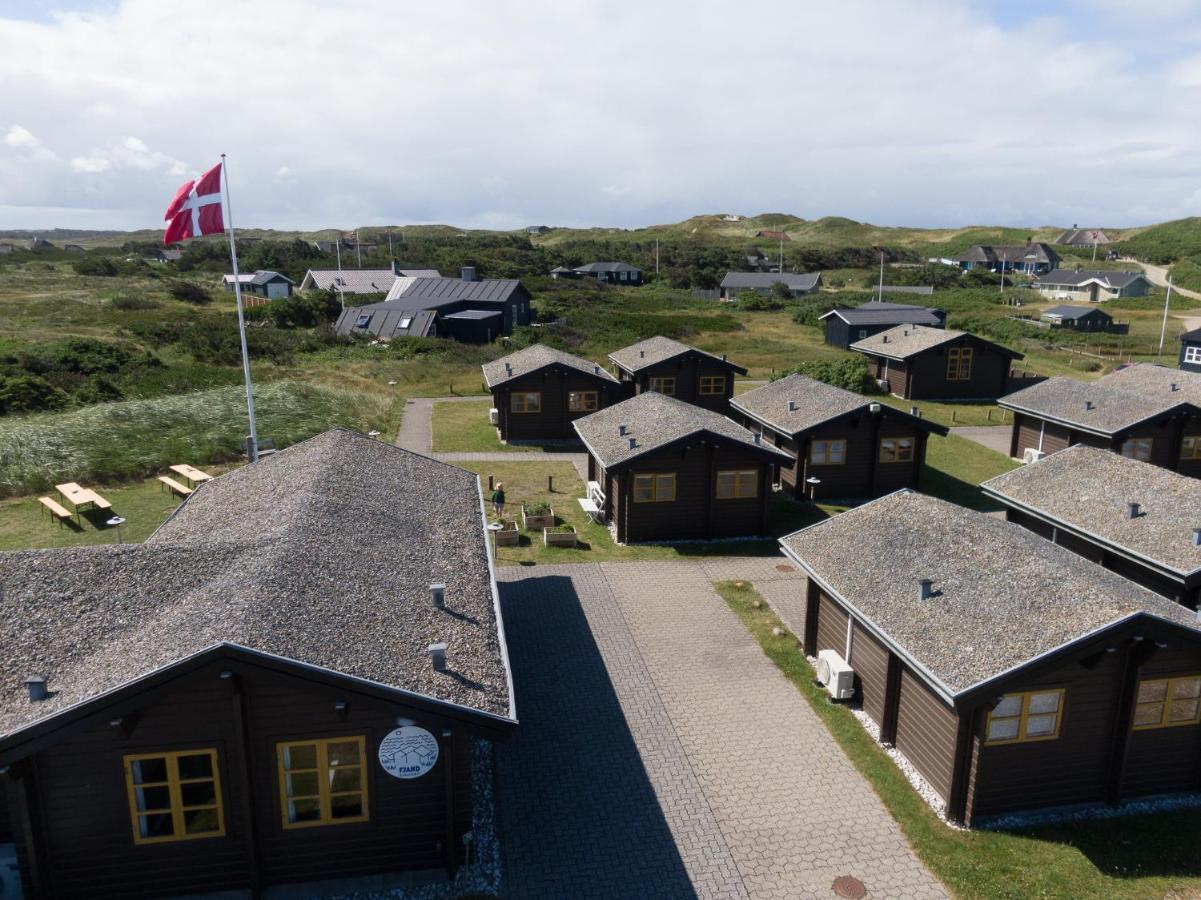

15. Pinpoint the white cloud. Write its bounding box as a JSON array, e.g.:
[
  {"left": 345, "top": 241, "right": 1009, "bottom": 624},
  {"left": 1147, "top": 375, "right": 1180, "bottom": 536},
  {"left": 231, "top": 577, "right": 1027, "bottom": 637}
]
[
  {"left": 4, "top": 124, "right": 38, "bottom": 148},
  {"left": 4, "top": 123, "right": 59, "bottom": 161},
  {"left": 0, "top": 0, "right": 1198, "bottom": 229}
]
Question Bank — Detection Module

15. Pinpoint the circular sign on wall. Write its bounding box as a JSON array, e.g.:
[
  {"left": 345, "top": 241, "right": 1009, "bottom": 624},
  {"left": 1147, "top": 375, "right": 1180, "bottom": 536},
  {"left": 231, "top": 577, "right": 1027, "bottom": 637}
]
[{"left": 378, "top": 725, "right": 440, "bottom": 779}]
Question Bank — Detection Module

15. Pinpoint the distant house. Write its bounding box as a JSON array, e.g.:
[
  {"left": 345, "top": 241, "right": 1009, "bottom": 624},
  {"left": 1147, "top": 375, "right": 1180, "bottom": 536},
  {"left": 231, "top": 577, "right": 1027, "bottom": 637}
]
[
  {"left": 299, "top": 262, "right": 440, "bottom": 295},
  {"left": 1180, "top": 328, "right": 1201, "bottom": 374},
  {"left": 0, "top": 243, "right": 17, "bottom": 254},
  {"left": 222, "top": 270, "right": 294, "bottom": 299},
  {"left": 779, "top": 489, "right": 1201, "bottom": 826},
  {"left": 999, "top": 363, "right": 1201, "bottom": 474},
  {"left": 850, "top": 324, "right": 1024, "bottom": 400},
  {"left": 63, "top": 244, "right": 85, "bottom": 253},
  {"left": 548, "top": 265, "right": 582, "bottom": 280},
  {"left": 526, "top": 225, "right": 550, "bottom": 235},
  {"left": 982, "top": 445, "right": 1201, "bottom": 609},
  {"left": 1033, "top": 269, "right": 1150, "bottom": 303},
  {"left": 154, "top": 247, "right": 183, "bottom": 262},
  {"left": 482, "top": 345, "right": 622, "bottom": 442},
  {"left": 819, "top": 300, "right": 946, "bottom": 350},
  {"left": 573, "top": 261, "right": 643, "bottom": 285},
  {"left": 718, "top": 271, "right": 821, "bottom": 300},
  {"left": 957, "top": 243, "right": 1060, "bottom": 275},
  {"left": 27, "top": 237, "right": 54, "bottom": 251},
  {"left": 730, "top": 374, "right": 946, "bottom": 501},
  {"left": 335, "top": 270, "right": 532, "bottom": 343},
  {"left": 755, "top": 230, "right": 791, "bottom": 241},
  {"left": 609, "top": 336, "right": 747, "bottom": 415},
  {"left": 1040, "top": 305, "right": 1115, "bottom": 332},
  {"left": 1055, "top": 227, "right": 1111, "bottom": 247},
  {"left": 573, "top": 391, "right": 791, "bottom": 544}
]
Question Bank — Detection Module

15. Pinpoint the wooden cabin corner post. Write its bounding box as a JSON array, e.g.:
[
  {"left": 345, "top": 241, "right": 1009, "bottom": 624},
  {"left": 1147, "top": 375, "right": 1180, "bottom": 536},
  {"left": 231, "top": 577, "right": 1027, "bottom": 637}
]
[
  {"left": 945, "top": 707, "right": 976, "bottom": 826},
  {"left": 879, "top": 653, "right": 903, "bottom": 745},
  {"left": 1008, "top": 416, "right": 1020, "bottom": 458},
  {"left": 802, "top": 580, "right": 820, "bottom": 657},
  {"left": 759, "top": 464, "right": 771, "bottom": 535},
  {"left": 442, "top": 729, "right": 456, "bottom": 878},
  {"left": 1105, "top": 637, "right": 1158, "bottom": 805},
  {"left": 1169, "top": 414, "right": 1185, "bottom": 472},
  {"left": 6, "top": 760, "right": 50, "bottom": 899},
  {"left": 230, "top": 673, "right": 264, "bottom": 899},
  {"left": 915, "top": 431, "right": 930, "bottom": 489},
  {"left": 705, "top": 443, "right": 718, "bottom": 540},
  {"left": 866, "top": 411, "right": 882, "bottom": 496}
]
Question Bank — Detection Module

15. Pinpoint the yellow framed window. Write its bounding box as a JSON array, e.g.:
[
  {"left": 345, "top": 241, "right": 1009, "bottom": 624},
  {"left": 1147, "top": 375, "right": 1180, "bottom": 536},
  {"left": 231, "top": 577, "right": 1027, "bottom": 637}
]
[
  {"left": 879, "top": 437, "right": 915, "bottom": 463},
  {"left": 1121, "top": 437, "right": 1153, "bottom": 461},
  {"left": 568, "top": 391, "right": 598, "bottom": 413},
  {"left": 1133, "top": 675, "right": 1201, "bottom": 730},
  {"left": 699, "top": 375, "right": 726, "bottom": 396},
  {"left": 984, "top": 689, "right": 1064, "bottom": 745},
  {"left": 810, "top": 439, "right": 846, "bottom": 466},
  {"left": 647, "top": 377, "right": 676, "bottom": 396},
  {"left": 632, "top": 472, "right": 676, "bottom": 503},
  {"left": 277, "top": 736, "right": 369, "bottom": 829},
  {"left": 716, "top": 469, "right": 758, "bottom": 499},
  {"left": 1182, "top": 437, "right": 1201, "bottom": 460},
  {"left": 124, "top": 749, "right": 224, "bottom": 845},
  {"left": 510, "top": 392, "right": 541, "bottom": 414},
  {"left": 946, "top": 346, "right": 973, "bottom": 381}
]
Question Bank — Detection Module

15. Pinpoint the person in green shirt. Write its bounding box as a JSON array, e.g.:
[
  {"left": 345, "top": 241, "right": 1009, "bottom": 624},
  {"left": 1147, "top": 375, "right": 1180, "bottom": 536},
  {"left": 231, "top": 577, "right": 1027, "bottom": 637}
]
[{"left": 491, "top": 482, "right": 506, "bottom": 518}]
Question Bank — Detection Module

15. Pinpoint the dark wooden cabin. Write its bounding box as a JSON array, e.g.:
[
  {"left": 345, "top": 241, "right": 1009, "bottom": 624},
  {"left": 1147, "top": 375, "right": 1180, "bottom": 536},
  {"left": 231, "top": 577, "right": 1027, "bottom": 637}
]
[
  {"left": 608, "top": 336, "right": 748, "bottom": 415},
  {"left": 780, "top": 490, "right": 1201, "bottom": 826},
  {"left": 1180, "top": 328, "right": 1201, "bottom": 374},
  {"left": 573, "top": 391, "right": 791, "bottom": 544},
  {"left": 729, "top": 374, "right": 947, "bottom": 501},
  {"left": 819, "top": 301, "right": 945, "bottom": 350},
  {"left": 982, "top": 445, "right": 1201, "bottom": 609},
  {"left": 850, "top": 325, "right": 1023, "bottom": 401},
  {"left": 1000, "top": 364, "right": 1201, "bottom": 475},
  {"left": 482, "top": 344, "right": 621, "bottom": 442},
  {"left": 0, "top": 430, "right": 516, "bottom": 899}
]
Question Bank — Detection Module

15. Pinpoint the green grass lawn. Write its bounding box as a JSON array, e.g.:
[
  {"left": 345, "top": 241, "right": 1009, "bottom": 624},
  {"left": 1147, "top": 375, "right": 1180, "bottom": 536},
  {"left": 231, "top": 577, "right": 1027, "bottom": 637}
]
[
  {"left": 879, "top": 397, "right": 1009, "bottom": 428},
  {"left": 717, "top": 580, "right": 1201, "bottom": 900},
  {"left": 921, "top": 432, "right": 1018, "bottom": 511},
  {"left": 430, "top": 399, "right": 540, "bottom": 453}
]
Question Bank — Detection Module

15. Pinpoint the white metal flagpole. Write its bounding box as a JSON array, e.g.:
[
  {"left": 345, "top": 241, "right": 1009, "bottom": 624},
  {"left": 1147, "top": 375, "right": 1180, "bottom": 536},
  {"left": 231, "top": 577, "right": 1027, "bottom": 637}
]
[
  {"left": 1158, "top": 274, "right": 1174, "bottom": 356},
  {"left": 220, "top": 154, "right": 260, "bottom": 462},
  {"left": 335, "top": 237, "right": 345, "bottom": 310}
]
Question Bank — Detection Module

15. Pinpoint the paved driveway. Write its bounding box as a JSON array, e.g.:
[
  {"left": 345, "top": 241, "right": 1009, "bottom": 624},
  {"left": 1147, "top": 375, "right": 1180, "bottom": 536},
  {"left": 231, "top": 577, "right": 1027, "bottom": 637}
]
[
  {"left": 494, "top": 560, "right": 945, "bottom": 899},
  {"left": 950, "top": 425, "right": 1012, "bottom": 456}
]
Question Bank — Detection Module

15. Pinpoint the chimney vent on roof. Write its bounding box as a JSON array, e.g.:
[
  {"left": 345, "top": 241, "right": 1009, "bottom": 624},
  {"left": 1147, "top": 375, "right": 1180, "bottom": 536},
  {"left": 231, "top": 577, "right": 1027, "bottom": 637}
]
[
  {"left": 639, "top": 349, "right": 645, "bottom": 358},
  {"left": 721, "top": 353, "right": 728, "bottom": 361},
  {"left": 430, "top": 583, "right": 445, "bottom": 608},
  {"left": 1172, "top": 383, "right": 1179, "bottom": 392},
  {"left": 594, "top": 365, "right": 600, "bottom": 374},
  {"left": 628, "top": 437, "right": 637, "bottom": 450},
  {"left": 753, "top": 431, "right": 762, "bottom": 445},
  {"left": 918, "top": 579, "right": 935, "bottom": 601},
  {"left": 787, "top": 399, "right": 797, "bottom": 412},
  {"left": 882, "top": 334, "right": 889, "bottom": 343},
  {"left": 428, "top": 643, "right": 448, "bottom": 672},
  {"left": 618, "top": 424, "right": 627, "bottom": 436},
  {"left": 1193, "top": 529, "right": 1201, "bottom": 547},
  {"left": 505, "top": 362, "right": 512, "bottom": 375},
  {"left": 24, "top": 676, "right": 47, "bottom": 702},
  {"left": 1085, "top": 400, "right": 1095, "bottom": 411},
  {"left": 460, "top": 266, "right": 476, "bottom": 282},
  {"left": 1128, "top": 501, "right": 1141, "bottom": 519}
]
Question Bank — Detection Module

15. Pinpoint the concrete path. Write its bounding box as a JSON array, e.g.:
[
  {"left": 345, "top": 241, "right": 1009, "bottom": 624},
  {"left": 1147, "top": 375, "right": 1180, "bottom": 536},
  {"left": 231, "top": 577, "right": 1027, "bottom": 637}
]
[
  {"left": 950, "top": 425, "right": 1012, "bottom": 456},
  {"left": 495, "top": 560, "right": 946, "bottom": 900},
  {"left": 1132, "top": 260, "right": 1201, "bottom": 302}
]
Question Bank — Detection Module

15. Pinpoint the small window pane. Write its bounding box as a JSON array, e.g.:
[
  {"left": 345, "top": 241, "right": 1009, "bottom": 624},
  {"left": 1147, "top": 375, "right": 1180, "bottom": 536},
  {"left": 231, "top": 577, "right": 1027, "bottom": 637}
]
[
  {"left": 1028, "top": 692, "right": 1060, "bottom": 714},
  {"left": 286, "top": 771, "right": 319, "bottom": 798},
  {"left": 1168, "top": 699, "right": 1200, "bottom": 723},
  {"left": 330, "top": 795, "right": 364, "bottom": 819},
  {"left": 1171, "top": 677, "right": 1201, "bottom": 700},
  {"left": 1133, "top": 703, "right": 1164, "bottom": 726},
  {"left": 1138, "top": 681, "right": 1168, "bottom": 704},
  {"left": 135, "top": 785, "right": 172, "bottom": 812},
  {"left": 993, "top": 695, "right": 1022, "bottom": 718},
  {"left": 330, "top": 766, "right": 362, "bottom": 793},
  {"left": 633, "top": 476, "right": 654, "bottom": 502},
  {"left": 327, "top": 741, "right": 361, "bottom": 766},
  {"left": 184, "top": 808, "right": 221, "bottom": 835},
  {"left": 132, "top": 758, "right": 169, "bottom": 784},
  {"left": 987, "top": 718, "right": 1020, "bottom": 741},
  {"left": 180, "top": 781, "right": 216, "bottom": 808},
  {"left": 139, "top": 812, "right": 175, "bottom": 838},
  {"left": 1025, "top": 714, "right": 1057, "bottom": 736},
  {"left": 288, "top": 798, "right": 322, "bottom": 823},
  {"left": 285, "top": 745, "right": 318, "bottom": 770},
  {"left": 656, "top": 474, "right": 676, "bottom": 501},
  {"left": 176, "top": 753, "right": 214, "bottom": 780}
]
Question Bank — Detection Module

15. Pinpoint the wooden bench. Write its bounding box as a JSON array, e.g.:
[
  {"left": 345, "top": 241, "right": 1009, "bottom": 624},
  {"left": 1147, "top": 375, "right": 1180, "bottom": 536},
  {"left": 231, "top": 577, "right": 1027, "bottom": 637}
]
[
  {"left": 38, "top": 496, "right": 75, "bottom": 525},
  {"left": 88, "top": 493, "right": 112, "bottom": 511},
  {"left": 158, "top": 476, "right": 193, "bottom": 498}
]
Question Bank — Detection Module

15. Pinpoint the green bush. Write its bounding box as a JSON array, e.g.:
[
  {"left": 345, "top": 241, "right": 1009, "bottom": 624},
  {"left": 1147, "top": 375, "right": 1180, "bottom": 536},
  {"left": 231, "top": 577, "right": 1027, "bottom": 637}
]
[
  {"left": 0, "top": 374, "right": 69, "bottom": 415},
  {"left": 168, "top": 280, "right": 212, "bottom": 305},
  {"left": 1116, "top": 218, "right": 1201, "bottom": 263},
  {"left": 776, "top": 357, "right": 881, "bottom": 394},
  {"left": 110, "top": 295, "right": 161, "bottom": 311},
  {"left": 72, "top": 256, "right": 118, "bottom": 276}
]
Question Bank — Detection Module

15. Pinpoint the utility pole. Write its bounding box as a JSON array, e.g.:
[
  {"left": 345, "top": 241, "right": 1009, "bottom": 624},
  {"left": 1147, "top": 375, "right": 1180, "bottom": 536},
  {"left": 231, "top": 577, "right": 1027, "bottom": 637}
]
[
  {"left": 1158, "top": 274, "right": 1174, "bottom": 356},
  {"left": 388, "top": 230, "right": 393, "bottom": 260},
  {"left": 655, "top": 239, "right": 659, "bottom": 275},
  {"left": 1092, "top": 237, "right": 1098, "bottom": 263},
  {"left": 779, "top": 235, "right": 784, "bottom": 274},
  {"left": 999, "top": 251, "right": 1007, "bottom": 294},
  {"left": 877, "top": 251, "right": 884, "bottom": 301},
  {"left": 355, "top": 230, "right": 362, "bottom": 268},
  {"left": 334, "top": 237, "right": 345, "bottom": 310}
]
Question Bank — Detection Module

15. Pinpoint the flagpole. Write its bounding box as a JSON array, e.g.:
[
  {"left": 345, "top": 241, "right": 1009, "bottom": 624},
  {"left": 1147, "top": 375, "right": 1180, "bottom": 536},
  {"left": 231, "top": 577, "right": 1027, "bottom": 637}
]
[{"left": 220, "top": 154, "right": 260, "bottom": 463}]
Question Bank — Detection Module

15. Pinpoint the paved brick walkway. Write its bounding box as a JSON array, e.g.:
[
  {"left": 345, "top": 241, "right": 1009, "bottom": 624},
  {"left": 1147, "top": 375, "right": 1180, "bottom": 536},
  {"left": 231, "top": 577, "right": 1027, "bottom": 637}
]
[
  {"left": 495, "top": 561, "right": 946, "bottom": 900},
  {"left": 950, "top": 425, "right": 1012, "bottom": 457}
]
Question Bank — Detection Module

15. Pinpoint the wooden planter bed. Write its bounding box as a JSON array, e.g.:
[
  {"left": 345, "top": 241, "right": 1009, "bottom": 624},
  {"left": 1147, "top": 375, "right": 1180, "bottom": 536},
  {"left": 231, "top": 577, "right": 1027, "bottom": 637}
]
[
  {"left": 492, "top": 521, "right": 520, "bottom": 547},
  {"left": 543, "top": 526, "right": 577, "bottom": 548},
  {"left": 522, "top": 504, "right": 555, "bottom": 530}
]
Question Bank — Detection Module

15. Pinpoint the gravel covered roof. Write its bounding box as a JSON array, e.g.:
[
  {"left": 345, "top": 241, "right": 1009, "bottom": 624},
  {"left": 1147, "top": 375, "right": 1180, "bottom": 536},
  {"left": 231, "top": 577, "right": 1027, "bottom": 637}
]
[
  {"left": 608, "top": 335, "right": 746, "bottom": 374},
  {"left": 1035, "top": 269, "right": 1146, "bottom": 289},
  {"left": 0, "top": 429, "right": 514, "bottom": 740},
  {"left": 1000, "top": 366, "right": 1200, "bottom": 435},
  {"left": 573, "top": 391, "right": 790, "bottom": 469},
  {"left": 1042, "top": 304, "right": 1109, "bottom": 320},
  {"left": 780, "top": 490, "right": 1201, "bottom": 697},
  {"left": 821, "top": 302, "right": 943, "bottom": 326},
  {"left": 850, "top": 324, "right": 1020, "bottom": 361},
  {"left": 982, "top": 445, "right": 1201, "bottom": 577},
  {"left": 482, "top": 344, "right": 618, "bottom": 388},
  {"left": 719, "top": 272, "right": 821, "bottom": 290}
]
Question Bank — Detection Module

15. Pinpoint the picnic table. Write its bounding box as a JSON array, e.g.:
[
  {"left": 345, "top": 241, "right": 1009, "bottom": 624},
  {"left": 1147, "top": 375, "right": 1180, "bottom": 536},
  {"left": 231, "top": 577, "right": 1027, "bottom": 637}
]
[
  {"left": 55, "top": 482, "right": 111, "bottom": 512},
  {"left": 169, "top": 464, "right": 213, "bottom": 487}
]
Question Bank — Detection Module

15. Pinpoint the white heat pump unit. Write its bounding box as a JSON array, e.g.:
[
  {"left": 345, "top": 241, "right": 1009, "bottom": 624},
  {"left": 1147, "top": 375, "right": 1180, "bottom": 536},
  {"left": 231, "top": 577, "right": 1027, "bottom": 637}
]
[
  {"left": 1023, "top": 448, "right": 1046, "bottom": 464},
  {"left": 816, "top": 649, "right": 856, "bottom": 701},
  {"left": 489, "top": 408, "right": 499, "bottom": 425}
]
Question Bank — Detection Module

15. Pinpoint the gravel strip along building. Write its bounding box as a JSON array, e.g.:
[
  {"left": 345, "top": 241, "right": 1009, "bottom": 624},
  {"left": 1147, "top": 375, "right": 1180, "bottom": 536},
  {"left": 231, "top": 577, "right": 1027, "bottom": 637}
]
[
  {"left": 608, "top": 335, "right": 747, "bottom": 415},
  {"left": 982, "top": 445, "right": 1201, "bottom": 608},
  {"left": 0, "top": 429, "right": 516, "bottom": 899},
  {"left": 780, "top": 490, "right": 1201, "bottom": 825}
]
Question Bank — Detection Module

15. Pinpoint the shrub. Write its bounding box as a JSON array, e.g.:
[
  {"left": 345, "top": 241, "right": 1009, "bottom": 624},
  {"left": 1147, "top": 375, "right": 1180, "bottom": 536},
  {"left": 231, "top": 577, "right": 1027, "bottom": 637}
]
[
  {"left": 111, "top": 295, "right": 161, "bottom": 311},
  {"left": 72, "top": 256, "right": 118, "bottom": 276},
  {"left": 525, "top": 500, "right": 552, "bottom": 516},
  {"left": 168, "top": 280, "right": 212, "bottom": 305},
  {"left": 776, "top": 357, "right": 881, "bottom": 394},
  {"left": 0, "top": 374, "right": 69, "bottom": 415}
]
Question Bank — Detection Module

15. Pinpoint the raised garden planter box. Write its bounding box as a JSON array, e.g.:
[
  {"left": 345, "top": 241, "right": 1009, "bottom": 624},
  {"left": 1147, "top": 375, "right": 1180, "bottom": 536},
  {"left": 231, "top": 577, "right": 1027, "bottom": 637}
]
[
  {"left": 522, "top": 504, "right": 555, "bottom": 531},
  {"left": 543, "top": 526, "right": 577, "bottom": 548},
  {"left": 492, "top": 521, "right": 519, "bottom": 547}
]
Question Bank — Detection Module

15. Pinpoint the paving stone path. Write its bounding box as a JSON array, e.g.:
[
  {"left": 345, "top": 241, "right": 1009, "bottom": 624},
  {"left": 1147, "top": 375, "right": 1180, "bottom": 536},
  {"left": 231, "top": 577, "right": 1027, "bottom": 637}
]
[
  {"left": 495, "top": 559, "right": 946, "bottom": 900},
  {"left": 950, "top": 424, "right": 1012, "bottom": 457}
]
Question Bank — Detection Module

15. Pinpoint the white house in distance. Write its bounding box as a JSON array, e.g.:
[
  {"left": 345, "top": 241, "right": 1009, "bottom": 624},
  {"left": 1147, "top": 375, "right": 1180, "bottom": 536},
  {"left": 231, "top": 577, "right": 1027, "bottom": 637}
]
[
  {"left": 1032, "top": 269, "right": 1151, "bottom": 303},
  {"left": 222, "top": 270, "right": 295, "bottom": 299}
]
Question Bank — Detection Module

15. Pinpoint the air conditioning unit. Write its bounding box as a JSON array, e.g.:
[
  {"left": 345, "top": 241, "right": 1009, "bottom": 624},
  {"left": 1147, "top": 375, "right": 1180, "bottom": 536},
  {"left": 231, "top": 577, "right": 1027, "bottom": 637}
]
[
  {"left": 1023, "top": 448, "right": 1046, "bottom": 464},
  {"left": 816, "top": 649, "right": 856, "bottom": 701},
  {"left": 489, "top": 408, "right": 499, "bottom": 425}
]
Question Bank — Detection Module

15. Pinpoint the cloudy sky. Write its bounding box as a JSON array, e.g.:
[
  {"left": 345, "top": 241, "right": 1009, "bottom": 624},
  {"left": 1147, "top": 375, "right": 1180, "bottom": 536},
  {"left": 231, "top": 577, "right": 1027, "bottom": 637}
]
[{"left": 1, "top": 0, "right": 1200, "bottom": 232}]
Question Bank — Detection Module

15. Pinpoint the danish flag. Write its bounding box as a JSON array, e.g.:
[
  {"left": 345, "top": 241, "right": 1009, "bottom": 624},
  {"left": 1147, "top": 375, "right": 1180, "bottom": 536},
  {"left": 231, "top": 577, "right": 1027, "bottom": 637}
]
[{"left": 163, "top": 162, "right": 225, "bottom": 244}]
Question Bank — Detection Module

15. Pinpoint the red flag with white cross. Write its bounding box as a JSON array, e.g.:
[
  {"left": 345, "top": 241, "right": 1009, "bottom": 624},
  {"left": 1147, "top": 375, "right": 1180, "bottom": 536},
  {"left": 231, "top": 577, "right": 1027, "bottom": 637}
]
[{"left": 163, "top": 162, "right": 225, "bottom": 244}]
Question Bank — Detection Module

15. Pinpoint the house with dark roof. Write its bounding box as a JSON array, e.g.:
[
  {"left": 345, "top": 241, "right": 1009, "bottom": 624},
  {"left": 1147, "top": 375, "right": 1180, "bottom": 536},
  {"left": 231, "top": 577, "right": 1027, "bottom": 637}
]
[
  {"left": 298, "top": 262, "right": 441, "bottom": 295},
  {"left": 1055, "top": 227, "right": 1112, "bottom": 247},
  {"left": 850, "top": 324, "right": 1024, "bottom": 400},
  {"left": 1040, "top": 305, "right": 1115, "bottom": 331},
  {"left": 755, "top": 230, "right": 790, "bottom": 241},
  {"left": 608, "top": 336, "right": 747, "bottom": 414},
  {"left": 730, "top": 375, "right": 947, "bottom": 501},
  {"left": 718, "top": 271, "right": 821, "bottom": 300},
  {"left": 0, "top": 429, "right": 515, "bottom": 898},
  {"left": 574, "top": 392, "right": 791, "bottom": 543},
  {"left": 482, "top": 345, "right": 622, "bottom": 442},
  {"left": 548, "top": 265, "right": 581, "bottom": 279},
  {"left": 779, "top": 489, "right": 1201, "bottom": 826},
  {"left": 1033, "top": 269, "right": 1150, "bottom": 302},
  {"left": 820, "top": 300, "right": 946, "bottom": 349},
  {"left": 1000, "top": 364, "right": 1201, "bottom": 474},
  {"left": 572, "top": 261, "right": 643, "bottom": 285},
  {"left": 222, "top": 270, "right": 294, "bottom": 299},
  {"left": 1179, "top": 328, "right": 1201, "bottom": 374},
  {"left": 334, "top": 270, "right": 532, "bottom": 343},
  {"left": 957, "top": 242, "right": 1060, "bottom": 274},
  {"left": 982, "top": 445, "right": 1201, "bottom": 609}
]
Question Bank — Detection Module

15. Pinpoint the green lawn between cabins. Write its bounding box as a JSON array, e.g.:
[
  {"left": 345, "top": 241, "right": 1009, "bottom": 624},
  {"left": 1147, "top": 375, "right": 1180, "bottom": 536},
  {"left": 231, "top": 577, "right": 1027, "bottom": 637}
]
[{"left": 716, "top": 580, "right": 1201, "bottom": 900}]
